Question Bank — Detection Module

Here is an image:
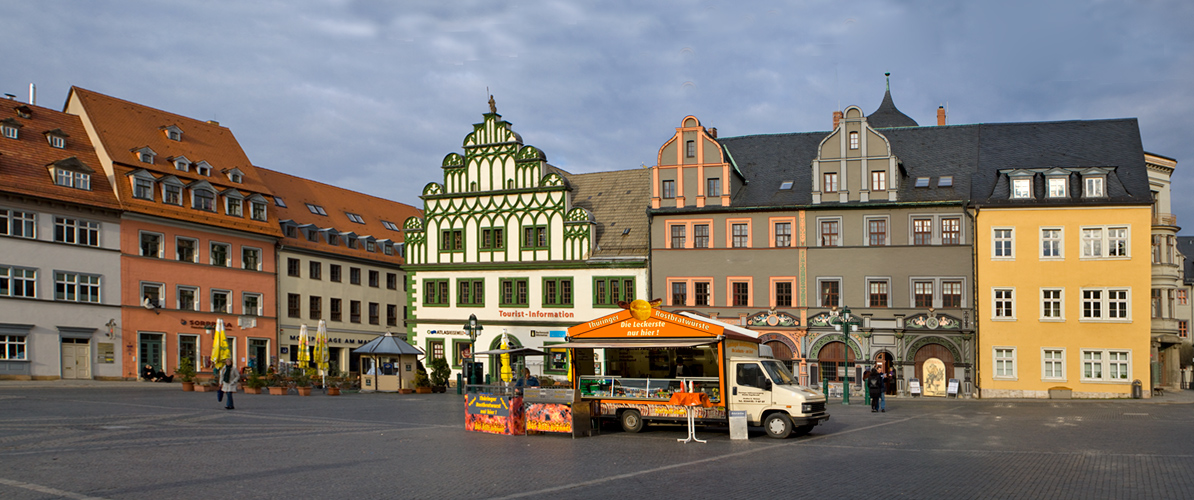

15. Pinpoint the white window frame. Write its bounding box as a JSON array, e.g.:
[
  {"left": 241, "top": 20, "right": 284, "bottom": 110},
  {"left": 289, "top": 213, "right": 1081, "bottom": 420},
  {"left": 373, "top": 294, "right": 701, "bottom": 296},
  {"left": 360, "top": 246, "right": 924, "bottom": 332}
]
[
  {"left": 1, "top": 266, "right": 38, "bottom": 298},
  {"left": 54, "top": 217, "right": 100, "bottom": 247},
  {"left": 210, "top": 242, "right": 231, "bottom": 267},
  {"left": 866, "top": 277, "right": 891, "bottom": 308},
  {"left": 162, "top": 183, "right": 183, "bottom": 206},
  {"left": 1011, "top": 177, "right": 1032, "bottom": 199},
  {"left": 1080, "top": 287, "right": 1131, "bottom": 322},
  {"left": 1079, "top": 225, "right": 1130, "bottom": 260},
  {"left": 1040, "top": 287, "right": 1065, "bottom": 321},
  {"left": 817, "top": 277, "right": 843, "bottom": 308},
  {"left": 140, "top": 282, "right": 164, "bottom": 308},
  {"left": 2, "top": 125, "right": 18, "bottom": 139},
  {"left": 250, "top": 201, "right": 268, "bottom": 222},
  {"left": 1041, "top": 348, "right": 1066, "bottom": 382},
  {"left": 139, "top": 231, "right": 164, "bottom": 258},
  {"left": 176, "top": 285, "right": 199, "bottom": 311},
  {"left": 133, "top": 177, "right": 155, "bottom": 200},
  {"left": 175, "top": 237, "right": 199, "bottom": 263},
  {"left": 225, "top": 197, "right": 243, "bottom": 217},
  {"left": 823, "top": 172, "right": 839, "bottom": 193},
  {"left": 992, "top": 227, "right": 1015, "bottom": 260},
  {"left": 1084, "top": 176, "right": 1105, "bottom": 198},
  {"left": 1046, "top": 177, "right": 1067, "bottom": 198},
  {"left": 242, "top": 246, "right": 262, "bottom": 271},
  {"left": 1, "top": 208, "right": 37, "bottom": 239},
  {"left": 849, "top": 131, "right": 859, "bottom": 150},
  {"left": 864, "top": 216, "right": 889, "bottom": 247},
  {"left": 817, "top": 217, "right": 842, "bottom": 247},
  {"left": 53, "top": 272, "right": 101, "bottom": 303},
  {"left": 871, "top": 170, "right": 887, "bottom": 191},
  {"left": 993, "top": 347, "right": 1017, "bottom": 380},
  {"left": 242, "top": 292, "right": 263, "bottom": 316},
  {"left": 1081, "top": 349, "right": 1131, "bottom": 383},
  {"left": 210, "top": 289, "right": 232, "bottom": 314},
  {"left": 192, "top": 189, "right": 215, "bottom": 212},
  {"left": 992, "top": 287, "right": 1016, "bottom": 320},
  {"left": 1040, "top": 226, "right": 1063, "bottom": 260}
]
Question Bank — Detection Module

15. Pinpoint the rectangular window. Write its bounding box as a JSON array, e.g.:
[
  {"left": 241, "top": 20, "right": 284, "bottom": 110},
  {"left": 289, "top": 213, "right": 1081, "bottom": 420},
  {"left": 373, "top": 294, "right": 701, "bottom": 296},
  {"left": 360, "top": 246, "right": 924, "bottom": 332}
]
[
  {"left": 993, "top": 288, "right": 1014, "bottom": 319},
  {"left": 849, "top": 131, "right": 859, "bottom": 150},
  {"left": 661, "top": 180, "right": 675, "bottom": 199},
  {"left": 1041, "top": 289, "right": 1063, "bottom": 319},
  {"left": 330, "top": 265, "right": 341, "bottom": 282},
  {"left": 993, "top": 228, "right": 1014, "bottom": 258},
  {"left": 1082, "top": 228, "right": 1103, "bottom": 258},
  {"left": 942, "top": 281, "right": 962, "bottom": 308},
  {"left": 670, "top": 225, "right": 686, "bottom": 248},
  {"left": 1107, "top": 227, "right": 1128, "bottom": 257},
  {"left": 707, "top": 178, "right": 721, "bottom": 197},
  {"left": 0, "top": 209, "right": 36, "bottom": 238},
  {"left": 210, "top": 243, "right": 229, "bottom": 267},
  {"left": 330, "top": 298, "right": 342, "bottom": 322},
  {"left": 164, "top": 184, "right": 182, "bottom": 205},
  {"left": 823, "top": 172, "right": 838, "bottom": 193},
  {"left": 594, "top": 277, "right": 634, "bottom": 307},
  {"left": 242, "top": 293, "right": 262, "bottom": 316},
  {"left": 133, "top": 178, "right": 154, "bottom": 200},
  {"left": 1085, "top": 177, "right": 1105, "bottom": 197},
  {"left": 994, "top": 348, "right": 1016, "bottom": 379},
  {"left": 226, "top": 198, "right": 242, "bottom": 217},
  {"left": 774, "top": 222, "right": 791, "bottom": 247},
  {"left": 54, "top": 272, "right": 101, "bottom": 303},
  {"left": 368, "top": 303, "right": 379, "bottom": 325},
  {"left": 1180, "top": 320, "right": 1189, "bottom": 339},
  {"left": 368, "top": 270, "right": 380, "bottom": 288},
  {"left": 543, "top": 278, "right": 572, "bottom": 307},
  {"left": 350, "top": 267, "right": 361, "bottom": 285},
  {"left": 350, "top": 300, "right": 362, "bottom": 323},
  {"left": 1082, "top": 288, "right": 1129, "bottom": 320},
  {"left": 480, "top": 227, "right": 504, "bottom": 250},
  {"left": 694, "top": 224, "right": 710, "bottom": 248},
  {"left": 820, "top": 220, "right": 839, "bottom": 247},
  {"left": 522, "top": 226, "right": 548, "bottom": 249},
  {"left": 1179, "top": 289, "right": 1188, "bottom": 306},
  {"left": 304, "top": 295, "right": 319, "bottom": 320},
  {"left": 868, "top": 280, "right": 888, "bottom": 308},
  {"left": 686, "top": 140, "right": 696, "bottom": 158},
  {"left": 868, "top": 219, "right": 887, "bottom": 246},
  {"left": 0, "top": 335, "right": 26, "bottom": 360},
  {"left": 440, "top": 229, "right": 464, "bottom": 252},
  {"left": 1047, "top": 177, "right": 1067, "bottom": 198},
  {"left": 1083, "top": 289, "right": 1103, "bottom": 319},
  {"left": 500, "top": 278, "right": 530, "bottom": 306},
  {"left": 242, "top": 247, "right": 260, "bottom": 271},
  {"left": 309, "top": 261, "right": 322, "bottom": 280},
  {"left": 211, "top": 290, "right": 231, "bottom": 313},
  {"left": 732, "top": 281, "right": 750, "bottom": 307},
  {"left": 694, "top": 281, "right": 710, "bottom": 306},
  {"left": 913, "top": 219, "right": 932, "bottom": 246},
  {"left": 386, "top": 273, "right": 398, "bottom": 290},
  {"left": 457, "top": 279, "right": 484, "bottom": 306},
  {"left": 0, "top": 267, "right": 35, "bottom": 298},
  {"left": 1043, "top": 349, "right": 1065, "bottom": 380},
  {"left": 423, "top": 279, "right": 449, "bottom": 306},
  {"left": 1012, "top": 178, "right": 1031, "bottom": 199},
  {"left": 178, "top": 286, "right": 199, "bottom": 311},
  {"left": 1108, "top": 289, "right": 1129, "bottom": 319},
  {"left": 914, "top": 281, "right": 933, "bottom": 308},
  {"left": 1041, "top": 228, "right": 1062, "bottom": 258},
  {"left": 821, "top": 280, "right": 840, "bottom": 307},
  {"left": 251, "top": 202, "right": 267, "bottom": 221},
  {"left": 194, "top": 190, "right": 215, "bottom": 211},
  {"left": 140, "top": 232, "right": 162, "bottom": 258},
  {"left": 941, "top": 218, "right": 960, "bottom": 245},
  {"left": 775, "top": 282, "right": 792, "bottom": 308},
  {"left": 1083, "top": 350, "right": 1104, "bottom": 380},
  {"left": 140, "top": 283, "right": 163, "bottom": 308},
  {"left": 386, "top": 304, "right": 398, "bottom": 327},
  {"left": 672, "top": 282, "right": 687, "bottom": 306},
  {"left": 731, "top": 223, "right": 749, "bottom": 248},
  {"left": 1108, "top": 351, "right": 1130, "bottom": 380},
  {"left": 287, "top": 294, "right": 301, "bottom": 318},
  {"left": 871, "top": 171, "right": 886, "bottom": 191},
  {"left": 287, "top": 258, "right": 300, "bottom": 277},
  {"left": 54, "top": 217, "right": 100, "bottom": 247}
]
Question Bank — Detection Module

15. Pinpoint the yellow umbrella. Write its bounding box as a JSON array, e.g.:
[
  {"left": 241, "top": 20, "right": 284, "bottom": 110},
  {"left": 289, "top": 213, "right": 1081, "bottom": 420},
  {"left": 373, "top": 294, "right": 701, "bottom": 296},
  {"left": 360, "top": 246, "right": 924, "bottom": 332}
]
[
  {"left": 315, "top": 320, "right": 329, "bottom": 382},
  {"left": 210, "top": 318, "right": 230, "bottom": 369},
  {"left": 297, "top": 324, "right": 310, "bottom": 367},
  {"left": 500, "top": 329, "right": 512, "bottom": 383}
]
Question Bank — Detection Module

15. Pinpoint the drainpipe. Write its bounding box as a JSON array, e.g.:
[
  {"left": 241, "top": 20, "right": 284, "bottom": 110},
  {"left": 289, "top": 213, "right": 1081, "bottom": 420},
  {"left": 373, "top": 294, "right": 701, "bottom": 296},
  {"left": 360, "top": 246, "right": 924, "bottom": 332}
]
[{"left": 965, "top": 204, "right": 980, "bottom": 398}]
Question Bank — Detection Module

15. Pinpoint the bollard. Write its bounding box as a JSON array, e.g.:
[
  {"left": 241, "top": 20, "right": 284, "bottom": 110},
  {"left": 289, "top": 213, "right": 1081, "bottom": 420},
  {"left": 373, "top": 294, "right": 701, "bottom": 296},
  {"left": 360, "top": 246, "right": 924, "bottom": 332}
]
[
  {"left": 823, "top": 377, "right": 829, "bottom": 398},
  {"left": 456, "top": 373, "right": 463, "bottom": 395}
]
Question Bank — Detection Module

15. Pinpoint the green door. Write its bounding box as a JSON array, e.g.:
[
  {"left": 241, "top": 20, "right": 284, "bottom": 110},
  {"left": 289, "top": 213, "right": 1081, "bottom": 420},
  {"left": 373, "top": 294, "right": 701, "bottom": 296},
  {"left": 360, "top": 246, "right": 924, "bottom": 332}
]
[{"left": 139, "top": 333, "right": 164, "bottom": 373}]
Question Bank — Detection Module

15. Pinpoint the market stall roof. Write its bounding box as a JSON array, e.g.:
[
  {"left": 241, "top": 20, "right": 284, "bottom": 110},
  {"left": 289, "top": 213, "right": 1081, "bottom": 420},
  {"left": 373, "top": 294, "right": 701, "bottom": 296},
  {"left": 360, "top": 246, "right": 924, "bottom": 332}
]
[
  {"left": 353, "top": 332, "right": 423, "bottom": 355},
  {"left": 473, "top": 347, "right": 547, "bottom": 356},
  {"left": 547, "top": 339, "right": 717, "bottom": 350},
  {"left": 679, "top": 311, "right": 759, "bottom": 339},
  {"left": 567, "top": 304, "right": 759, "bottom": 344}
]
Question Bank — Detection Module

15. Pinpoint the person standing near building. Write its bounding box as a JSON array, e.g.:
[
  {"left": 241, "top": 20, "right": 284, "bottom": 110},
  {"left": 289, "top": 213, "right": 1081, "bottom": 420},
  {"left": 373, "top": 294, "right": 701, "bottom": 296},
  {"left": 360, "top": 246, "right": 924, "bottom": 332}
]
[
  {"left": 219, "top": 358, "right": 240, "bottom": 410},
  {"left": 867, "top": 369, "right": 884, "bottom": 413},
  {"left": 879, "top": 369, "right": 891, "bottom": 412}
]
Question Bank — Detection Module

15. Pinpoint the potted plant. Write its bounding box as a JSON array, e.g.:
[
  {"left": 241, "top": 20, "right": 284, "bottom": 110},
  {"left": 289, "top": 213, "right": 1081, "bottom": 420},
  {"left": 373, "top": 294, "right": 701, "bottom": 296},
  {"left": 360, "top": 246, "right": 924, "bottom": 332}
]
[
  {"left": 267, "top": 372, "right": 288, "bottom": 395},
  {"left": 429, "top": 358, "right": 450, "bottom": 393},
  {"left": 196, "top": 378, "right": 219, "bottom": 393},
  {"left": 325, "top": 369, "right": 343, "bottom": 396},
  {"left": 414, "top": 363, "right": 432, "bottom": 394},
  {"left": 176, "top": 357, "right": 197, "bottom": 391},
  {"left": 243, "top": 371, "right": 266, "bottom": 394},
  {"left": 293, "top": 367, "right": 313, "bottom": 396}
]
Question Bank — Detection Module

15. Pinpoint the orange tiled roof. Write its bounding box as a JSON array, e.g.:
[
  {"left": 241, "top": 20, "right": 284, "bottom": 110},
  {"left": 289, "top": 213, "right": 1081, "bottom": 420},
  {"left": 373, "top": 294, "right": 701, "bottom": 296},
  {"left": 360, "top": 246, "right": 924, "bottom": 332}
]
[
  {"left": 67, "top": 87, "right": 281, "bottom": 237},
  {"left": 255, "top": 166, "right": 421, "bottom": 263},
  {"left": 0, "top": 100, "right": 120, "bottom": 210}
]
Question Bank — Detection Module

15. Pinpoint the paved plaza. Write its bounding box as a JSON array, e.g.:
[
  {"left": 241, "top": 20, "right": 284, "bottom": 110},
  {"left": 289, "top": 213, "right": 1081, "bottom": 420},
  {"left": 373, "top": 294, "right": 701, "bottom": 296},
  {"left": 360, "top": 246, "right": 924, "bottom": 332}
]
[{"left": 1, "top": 381, "right": 1193, "bottom": 499}]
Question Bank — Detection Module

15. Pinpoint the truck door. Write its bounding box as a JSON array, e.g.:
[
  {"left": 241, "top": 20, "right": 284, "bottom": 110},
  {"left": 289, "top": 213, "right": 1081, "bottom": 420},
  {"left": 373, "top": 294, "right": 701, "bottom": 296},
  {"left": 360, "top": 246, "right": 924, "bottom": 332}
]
[{"left": 730, "top": 362, "right": 772, "bottom": 423}]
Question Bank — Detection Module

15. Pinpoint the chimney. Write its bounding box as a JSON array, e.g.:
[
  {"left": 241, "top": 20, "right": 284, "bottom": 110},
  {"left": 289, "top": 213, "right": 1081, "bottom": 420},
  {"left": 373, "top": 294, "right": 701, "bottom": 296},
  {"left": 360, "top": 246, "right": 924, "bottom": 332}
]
[
  {"left": 28, "top": 83, "right": 35, "bottom": 105},
  {"left": 709, "top": 127, "right": 717, "bottom": 139},
  {"left": 937, "top": 105, "right": 946, "bottom": 126},
  {"left": 833, "top": 110, "right": 843, "bottom": 129},
  {"left": 207, "top": 120, "right": 220, "bottom": 126}
]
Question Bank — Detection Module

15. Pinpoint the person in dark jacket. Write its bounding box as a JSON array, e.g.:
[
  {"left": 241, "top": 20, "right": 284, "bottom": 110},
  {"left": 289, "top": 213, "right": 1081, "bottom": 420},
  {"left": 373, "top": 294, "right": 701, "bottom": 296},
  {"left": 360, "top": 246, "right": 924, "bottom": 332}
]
[{"left": 867, "top": 369, "right": 885, "bottom": 412}]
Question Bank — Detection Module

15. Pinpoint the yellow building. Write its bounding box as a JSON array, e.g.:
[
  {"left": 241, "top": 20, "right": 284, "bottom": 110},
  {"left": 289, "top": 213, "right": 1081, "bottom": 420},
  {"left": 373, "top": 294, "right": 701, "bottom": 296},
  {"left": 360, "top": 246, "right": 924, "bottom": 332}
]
[{"left": 978, "top": 201, "right": 1152, "bottom": 398}]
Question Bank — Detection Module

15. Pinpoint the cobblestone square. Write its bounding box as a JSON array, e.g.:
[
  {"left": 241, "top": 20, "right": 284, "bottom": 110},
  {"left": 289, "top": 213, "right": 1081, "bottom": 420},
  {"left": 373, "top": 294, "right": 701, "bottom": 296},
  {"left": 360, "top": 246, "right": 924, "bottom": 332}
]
[{"left": 2, "top": 382, "right": 1193, "bottom": 499}]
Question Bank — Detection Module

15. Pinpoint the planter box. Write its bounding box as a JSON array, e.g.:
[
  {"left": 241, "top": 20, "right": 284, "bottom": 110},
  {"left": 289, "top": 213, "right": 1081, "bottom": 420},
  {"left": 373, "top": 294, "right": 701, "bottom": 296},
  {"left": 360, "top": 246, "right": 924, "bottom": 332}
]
[
  {"left": 297, "top": 387, "right": 312, "bottom": 396},
  {"left": 268, "top": 387, "right": 287, "bottom": 395},
  {"left": 195, "top": 385, "right": 217, "bottom": 392},
  {"left": 1049, "top": 387, "right": 1073, "bottom": 399},
  {"left": 415, "top": 387, "right": 432, "bottom": 394},
  {"left": 399, "top": 389, "right": 414, "bottom": 394},
  {"left": 327, "top": 387, "right": 341, "bottom": 396},
  {"left": 181, "top": 382, "right": 195, "bottom": 392},
  {"left": 243, "top": 387, "right": 262, "bottom": 395}
]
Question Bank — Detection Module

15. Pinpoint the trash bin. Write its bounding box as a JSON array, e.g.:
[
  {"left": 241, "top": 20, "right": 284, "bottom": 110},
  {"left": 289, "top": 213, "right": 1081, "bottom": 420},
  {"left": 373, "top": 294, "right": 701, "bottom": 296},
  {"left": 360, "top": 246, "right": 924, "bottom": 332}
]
[{"left": 1131, "top": 379, "right": 1142, "bottom": 399}]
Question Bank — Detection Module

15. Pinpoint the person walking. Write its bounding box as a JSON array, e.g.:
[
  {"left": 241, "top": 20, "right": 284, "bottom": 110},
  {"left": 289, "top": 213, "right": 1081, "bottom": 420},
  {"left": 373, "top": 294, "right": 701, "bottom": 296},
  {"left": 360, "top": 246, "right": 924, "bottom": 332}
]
[
  {"left": 218, "top": 358, "right": 240, "bottom": 410},
  {"left": 867, "top": 368, "right": 884, "bottom": 413},
  {"left": 879, "top": 369, "right": 890, "bottom": 412}
]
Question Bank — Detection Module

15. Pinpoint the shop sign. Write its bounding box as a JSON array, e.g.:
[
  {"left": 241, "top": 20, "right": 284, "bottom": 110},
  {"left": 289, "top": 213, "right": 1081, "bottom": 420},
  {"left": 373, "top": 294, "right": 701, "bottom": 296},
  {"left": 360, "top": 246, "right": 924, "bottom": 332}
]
[
  {"left": 287, "top": 335, "right": 371, "bottom": 346},
  {"left": 530, "top": 330, "right": 566, "bottom": 338},
  {"left": 499, "top": 310, "right": 576, "bottom": 319},
  {"left": 727, "top": 340, "right": 759, "bottom": 357},
  {"left": 429, "top": 330, "right": 467, "bottom": 336},
  {"left": 571, "top": 308, "right": 724, "bottom": 338},
  {"left": 465, "top": 394, "right": 525, "bottom": 435},
  {"left": 184, "top": 318, "right": 234, "bottom": 330}
]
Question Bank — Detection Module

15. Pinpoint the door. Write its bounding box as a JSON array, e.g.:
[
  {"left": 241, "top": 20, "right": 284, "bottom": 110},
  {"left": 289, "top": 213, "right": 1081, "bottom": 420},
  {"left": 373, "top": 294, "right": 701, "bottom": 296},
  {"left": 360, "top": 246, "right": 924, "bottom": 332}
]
[
  {"left": 249, "top": 339, "right": 269, "bottom": 374},
  {"left": 730, "top": 361, "right": 772, "bottom": 422},
  {"left": 61, "top": 340, "right": 90, "bottom": 379},
  {"left": 139, "top": 333, "right": 164, "bottom": 374},
  {"left": 914, "top": 343, "right": 955, "bottom": 396}
]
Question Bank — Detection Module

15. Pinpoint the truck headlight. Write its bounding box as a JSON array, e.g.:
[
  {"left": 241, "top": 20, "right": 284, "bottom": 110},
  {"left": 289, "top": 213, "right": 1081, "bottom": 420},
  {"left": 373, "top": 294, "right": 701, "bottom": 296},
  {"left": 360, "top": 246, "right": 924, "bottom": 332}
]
[{"left": 801, "top": 403, "right": 812, "bottom": 413}]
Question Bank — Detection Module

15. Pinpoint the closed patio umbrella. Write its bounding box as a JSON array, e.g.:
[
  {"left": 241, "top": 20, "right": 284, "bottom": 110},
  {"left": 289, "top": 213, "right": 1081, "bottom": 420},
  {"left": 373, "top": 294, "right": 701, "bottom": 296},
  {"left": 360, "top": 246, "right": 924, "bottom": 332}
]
[
  {"left": 210, "top": 319, "right": 230, "bottom": 369},
  {"left": 315, "top": 320, "right": 329, "bottom": 387},
  {"left": 297, "top": 324, "right": 310, "bottom": 367}
]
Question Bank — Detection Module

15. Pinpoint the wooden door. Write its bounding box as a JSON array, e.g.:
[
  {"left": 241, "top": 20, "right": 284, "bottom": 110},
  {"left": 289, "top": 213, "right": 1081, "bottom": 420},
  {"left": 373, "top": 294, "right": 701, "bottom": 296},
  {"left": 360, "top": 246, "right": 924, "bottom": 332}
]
[
  {"left": 914, "top": 343, "right": 955, "bottom": 382},
  {"left": 62, "top": 343, "right": 76, "bottom": 379}
]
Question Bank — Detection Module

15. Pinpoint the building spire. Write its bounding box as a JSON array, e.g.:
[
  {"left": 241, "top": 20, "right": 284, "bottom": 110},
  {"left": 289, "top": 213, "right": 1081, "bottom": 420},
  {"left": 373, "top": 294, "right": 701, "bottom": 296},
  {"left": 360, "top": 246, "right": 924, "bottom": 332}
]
[{"left": 885, "top": 72, "right": 890, "bottom": 92}]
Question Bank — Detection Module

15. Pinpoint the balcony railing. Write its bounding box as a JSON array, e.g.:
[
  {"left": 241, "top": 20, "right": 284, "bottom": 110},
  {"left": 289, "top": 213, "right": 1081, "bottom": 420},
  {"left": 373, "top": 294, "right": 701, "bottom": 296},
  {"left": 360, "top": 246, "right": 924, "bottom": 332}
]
[{"left": 1154, "top": 213, "right": 1178, "bottom": 227}]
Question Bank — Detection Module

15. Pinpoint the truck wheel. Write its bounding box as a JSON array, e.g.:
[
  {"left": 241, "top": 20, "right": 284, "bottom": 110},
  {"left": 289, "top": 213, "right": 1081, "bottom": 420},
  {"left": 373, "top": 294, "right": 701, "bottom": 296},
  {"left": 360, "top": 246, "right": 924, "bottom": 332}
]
[
  {"left": 763, "top": 413, "right": 793, "bottom": 439},
  {"left": 620, "top": 409, "right": 644, "bottom": 433},
  {"left": 793, "top": 424, "right": 815, "bottom": 436}
]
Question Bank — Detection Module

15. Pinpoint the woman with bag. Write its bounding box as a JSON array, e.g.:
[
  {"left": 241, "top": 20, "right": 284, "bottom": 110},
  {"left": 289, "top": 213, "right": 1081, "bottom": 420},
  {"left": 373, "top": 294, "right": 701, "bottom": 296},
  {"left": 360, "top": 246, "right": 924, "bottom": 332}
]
[{"left": 218, "top": 358, "right": 240, "bottom": 410}]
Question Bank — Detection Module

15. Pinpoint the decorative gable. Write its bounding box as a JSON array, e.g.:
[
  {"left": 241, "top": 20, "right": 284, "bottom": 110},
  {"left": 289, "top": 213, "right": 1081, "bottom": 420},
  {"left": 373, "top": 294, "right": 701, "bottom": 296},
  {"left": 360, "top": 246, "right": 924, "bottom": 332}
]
[
  {"left": 161, "top": 124, "right": 184, "bottom": 142},
  {"left": 132, "top": 146, "right": 156, "bottom": 164}
]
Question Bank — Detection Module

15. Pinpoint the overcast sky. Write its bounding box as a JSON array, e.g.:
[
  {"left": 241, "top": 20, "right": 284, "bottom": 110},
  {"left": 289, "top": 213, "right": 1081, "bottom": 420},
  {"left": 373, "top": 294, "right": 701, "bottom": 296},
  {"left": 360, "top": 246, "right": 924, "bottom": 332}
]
[{"left": 3, "top": 0, "right": 1192, "bottom": 231}]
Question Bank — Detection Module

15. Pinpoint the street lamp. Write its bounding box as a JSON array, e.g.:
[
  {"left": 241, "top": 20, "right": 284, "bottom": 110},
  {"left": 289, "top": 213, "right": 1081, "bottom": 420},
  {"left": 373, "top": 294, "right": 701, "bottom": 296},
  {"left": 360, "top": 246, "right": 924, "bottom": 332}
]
[
  {"left": 829, "top": 306, "right": 861, "bottom": 405},
  {"left": 463, "top": 314, "right": 482, "bottom": 385}
]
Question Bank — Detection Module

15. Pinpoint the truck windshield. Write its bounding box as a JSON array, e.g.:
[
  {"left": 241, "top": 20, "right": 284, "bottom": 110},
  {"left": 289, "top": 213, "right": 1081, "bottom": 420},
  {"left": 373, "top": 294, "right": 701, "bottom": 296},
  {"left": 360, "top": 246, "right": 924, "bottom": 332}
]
[{"left": 761, "top": 360, "right": 798, "bottom": 386}]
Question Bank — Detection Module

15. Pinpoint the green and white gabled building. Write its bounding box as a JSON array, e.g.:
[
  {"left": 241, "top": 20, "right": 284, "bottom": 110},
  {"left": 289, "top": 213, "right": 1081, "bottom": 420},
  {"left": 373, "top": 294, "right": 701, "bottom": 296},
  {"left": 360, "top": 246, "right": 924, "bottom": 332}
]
[{"left": 402, "top": 106, "right": 650, "bottom": 382}]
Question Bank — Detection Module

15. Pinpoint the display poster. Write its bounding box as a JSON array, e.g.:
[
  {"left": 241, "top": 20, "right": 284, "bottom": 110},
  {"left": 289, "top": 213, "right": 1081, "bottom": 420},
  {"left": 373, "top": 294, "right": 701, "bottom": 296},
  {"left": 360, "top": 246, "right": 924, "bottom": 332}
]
[
  {"left": 599, "top": 402, "right": 727, "bottom": 420},
  {"left": 465, "top": 394, "right": 524, "bottom": 435},
  {"left": 909, "top": 379, "right": 922, "bottom": 395},
  {"left": 922, "top": 358, "right": 947, "bottom": 397},
  {"left": 727, "top": 340, "right": 759, "bottom": 357},
  {"left": 98, "top": 343, "right": 115, "bottom": 364},
  {"left": 947, "top": 379, "right": 959, "bottom": 396},
  {"left": 525, "top": 403, "right": 572, "bottom": 433}
]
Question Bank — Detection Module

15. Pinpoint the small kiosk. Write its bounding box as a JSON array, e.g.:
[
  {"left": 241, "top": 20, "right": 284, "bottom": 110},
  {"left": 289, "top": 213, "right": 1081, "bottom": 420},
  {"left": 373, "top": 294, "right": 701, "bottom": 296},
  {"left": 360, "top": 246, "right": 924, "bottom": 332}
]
[{"left": 355, "top": 332, "right": 422, "bottom": 392}]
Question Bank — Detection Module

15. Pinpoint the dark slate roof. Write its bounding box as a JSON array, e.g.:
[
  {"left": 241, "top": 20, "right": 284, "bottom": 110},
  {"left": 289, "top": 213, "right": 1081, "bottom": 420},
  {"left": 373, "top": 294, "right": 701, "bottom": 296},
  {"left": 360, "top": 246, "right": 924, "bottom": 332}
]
[
  {"left": 1178, "top": 236, "right": 1194, "bottom": 285},
  {"left": 567, "top": 168, "right": 652, "bottom": 259},
  {"left": 710, "top": 118, "right": 1150, "bottom": 209},
  {"left": 867, "top": 90, "right": 919, "bottom": 128},
  {"left": 354, "top": 332, "right": 422, "bottom": 355}
]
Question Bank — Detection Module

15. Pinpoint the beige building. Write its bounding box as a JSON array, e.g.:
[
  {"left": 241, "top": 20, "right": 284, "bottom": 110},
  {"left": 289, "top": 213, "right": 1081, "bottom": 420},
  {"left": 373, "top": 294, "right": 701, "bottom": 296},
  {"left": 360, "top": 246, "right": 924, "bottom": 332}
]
[
  {"left": 1147, "top": 152, "right": 1186, "bottom": 389},
  {"left": 257, "top": 167, "right": 421, "bottom": 376}
]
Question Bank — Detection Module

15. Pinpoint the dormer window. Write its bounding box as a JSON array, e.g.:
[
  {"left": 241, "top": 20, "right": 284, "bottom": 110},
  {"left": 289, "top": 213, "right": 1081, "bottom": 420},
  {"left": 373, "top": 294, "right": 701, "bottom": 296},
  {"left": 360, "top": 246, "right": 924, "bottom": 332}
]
[
  {"left": 163, "top": 183, "right": 183, "bottom": 205},
  {"left": 1084, "top": 176, "right": 1105, "bottom": 197},
  {"left": 284, "top": 225, "right": 298, "bottom": 238},
  {"left": 14, "top": 105, "right": 32, "bottom": 119},
  {"left": 171, "top": 156, "right": 191, "bottom": 172},
  {"left": 225, "top": 198, "right": 242, "bottom": 217},
  {"left": 48, "top": 158, "right": 93, "bottom": 191},
  {"left": 346, "top": 212, "right": 365, "bottom": 224},
  {"left": 328, "top": 233, "right": 340, "bottom": 246},
  {"left": 194, "top": 161, "right": 212, "bottom": 176},
  {"left": 849, "top": 131, "right": 859, "bottom": 150},
  {"left": 192, "top": 189, "right": 215, "bottom": 212},
  {"left": 366, "top": 240, "right": 376, "bottom": 252},
  {"left": 1011, "top": 178, "right": 1032, "bottom": 199},
  {"left": 225, "top": 168, "right": 244, "bottom": 184},
  {"left": 133, "top": 177, "right": 154, "bottom": 200},
  {"left": 247, "top": 194, "right": 268, "bottom": 222},
  {"left": 306, "top": 203, "right": 327, "bottom": 216},
  {"left": 1047, "top": 177, "right": 1067, "bottom": 198},
  {"left": 43, "top": 129, "right": 68, "bottom": 149},
  {"left": 347, "top": 236, "right": 359, "bottom": 249},
  {"left": 2, "top": 118, "right": 22, "bottom": 139},
  {"left": 162, "top": 125, "right": 184, "bottom": 142}
]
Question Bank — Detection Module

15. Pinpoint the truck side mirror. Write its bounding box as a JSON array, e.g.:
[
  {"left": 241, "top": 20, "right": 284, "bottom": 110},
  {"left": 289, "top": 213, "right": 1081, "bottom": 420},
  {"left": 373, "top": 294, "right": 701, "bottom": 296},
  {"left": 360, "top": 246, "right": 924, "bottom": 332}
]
[{"left": 763, "top": 379, "right": 773, "bottom": 391}]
